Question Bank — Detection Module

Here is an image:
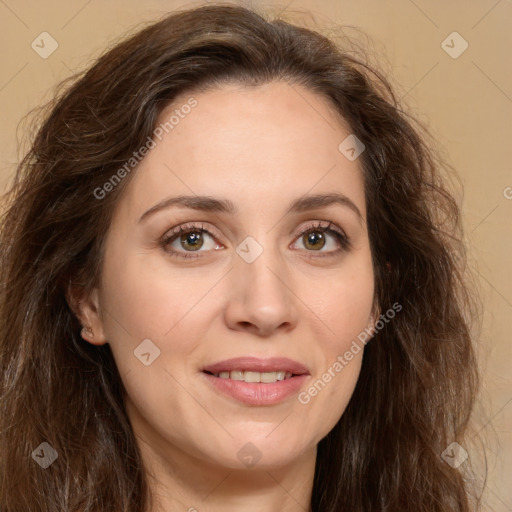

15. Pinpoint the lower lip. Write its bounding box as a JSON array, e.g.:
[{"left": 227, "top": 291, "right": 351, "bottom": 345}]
[{"left": 201, "top": 372, "right": 309, "bottom": 406}]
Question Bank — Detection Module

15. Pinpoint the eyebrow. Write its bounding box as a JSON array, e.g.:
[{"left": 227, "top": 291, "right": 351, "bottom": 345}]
[{"left": 138, "top": 192, "right": 363, "bottom": 224}]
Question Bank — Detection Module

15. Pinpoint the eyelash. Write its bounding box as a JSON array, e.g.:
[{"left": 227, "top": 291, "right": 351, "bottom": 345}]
[{"left": 160, "top": 221, "right": 351, "bottom": 260}]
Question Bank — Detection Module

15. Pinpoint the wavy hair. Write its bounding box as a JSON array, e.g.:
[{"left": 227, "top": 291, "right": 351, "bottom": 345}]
[{"left": 0, "top": 3, "right": 484, "bottom": 511}]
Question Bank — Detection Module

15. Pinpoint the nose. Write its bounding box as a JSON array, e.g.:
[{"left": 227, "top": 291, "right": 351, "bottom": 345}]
[{"left": 223, "top": 247, "right": 299, "bottom": 337}]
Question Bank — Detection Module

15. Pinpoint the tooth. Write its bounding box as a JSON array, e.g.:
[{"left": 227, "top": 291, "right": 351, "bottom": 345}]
[
  {"left": 211, "top": 370, "right": 293, "bottom": 383},
  {"left": 260, "top": 371, "right": 278, "bottom": 383},
  {"left": 243, "top": 371, "right": 261, "bottom": 383}
]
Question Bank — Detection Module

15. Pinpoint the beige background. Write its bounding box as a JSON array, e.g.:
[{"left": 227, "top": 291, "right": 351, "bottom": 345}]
[{"left": 0, "top": 0, "right": 511, "bottom": 509}]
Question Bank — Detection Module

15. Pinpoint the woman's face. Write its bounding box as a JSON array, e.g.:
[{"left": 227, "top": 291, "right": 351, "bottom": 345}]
[{"left": 82, "top": 80, "right": 377, "bottom": 471}]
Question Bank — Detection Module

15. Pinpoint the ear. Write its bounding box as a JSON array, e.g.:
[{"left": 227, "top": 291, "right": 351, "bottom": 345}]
[{"left": 66, "top": 283, "right": 108, "bottom": 346}]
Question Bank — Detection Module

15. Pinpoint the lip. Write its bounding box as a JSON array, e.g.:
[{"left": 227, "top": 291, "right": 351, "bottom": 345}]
[
  {"left": 201, "top": 372, "right": 309, "bottom": 406},
  {"left": 201, "top": 356, "right": 310, "bottom": 406},
  {"left": 202, "top": 356, "right": 310, "bottom": 375}
]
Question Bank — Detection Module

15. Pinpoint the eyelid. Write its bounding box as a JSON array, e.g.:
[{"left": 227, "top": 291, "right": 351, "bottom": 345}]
[
  {"left": 163, "top": 221, "right": 225, "bottom": 245},
  {"left": 161, "top": 219, "right": 350, "bottom": 258},
  {"left": 292, "top": 220, "right": 351, "bottom": 253}
]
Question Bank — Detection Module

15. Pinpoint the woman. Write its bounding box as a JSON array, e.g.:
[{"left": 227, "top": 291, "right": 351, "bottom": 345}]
[{"left": 0, "top": 3, "right": 484, "bottom": 511}]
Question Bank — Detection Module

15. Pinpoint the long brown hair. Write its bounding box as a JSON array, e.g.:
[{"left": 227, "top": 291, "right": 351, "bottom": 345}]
[{"left": 0, "top": 3, "right": 484, "bottom": 511}]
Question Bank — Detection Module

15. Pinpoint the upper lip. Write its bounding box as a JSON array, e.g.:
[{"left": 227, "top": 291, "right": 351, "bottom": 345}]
[{"left": 202, "top": 356, "right": 310, "bottom": 375}]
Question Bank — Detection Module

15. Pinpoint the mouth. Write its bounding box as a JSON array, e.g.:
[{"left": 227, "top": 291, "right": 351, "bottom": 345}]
[
  {"left": 202, "top": 356, "right": 309, "bottom": 379},
  {"left": 201, "top": 356, "right": 310, "bottom": 405},
  {"left": 201, "top": 369, "right": 309, "bottom": 407},
  {"left": 203, "top": 369, "right": 299, "bottom": 383}
]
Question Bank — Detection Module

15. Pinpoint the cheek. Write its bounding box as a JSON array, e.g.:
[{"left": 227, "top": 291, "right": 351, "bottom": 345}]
[
  {"left": 100, "top": 248, "right": 214, "bottom": 341},
  {"left": 311, "top": 264, "right": 375, "bottom": 351},
  {"left": 295, "top": 261, "right": 374, "bottom": 427},
  {"left": 331, "top": 282, "right": 373, "bottom": 342},
  {"left": 98, "top": 251, "right": 218, "bottom": 384}
]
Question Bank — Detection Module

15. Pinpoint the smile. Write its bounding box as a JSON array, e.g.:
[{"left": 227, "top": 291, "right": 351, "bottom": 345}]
[
  {"left": 202, "top": 371, "right": 309, "bottom": 406},
  {"left": 204, "top": 370, "right": 294, "bottom": 383}
]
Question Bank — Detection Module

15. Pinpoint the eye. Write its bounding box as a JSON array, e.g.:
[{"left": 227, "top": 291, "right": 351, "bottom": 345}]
[
  {"left": 291, "top": 221, "right": 351, "bottom": 257},
  {"left": 161, "top": 223, "right": 223, "bottom": 259},
  {"left": 161, "top": 220, "right": 351, "bottom": 260}
]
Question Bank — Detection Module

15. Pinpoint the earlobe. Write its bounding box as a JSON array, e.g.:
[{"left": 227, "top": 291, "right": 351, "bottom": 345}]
[
  {"left": 79, "top": 322, "right": 97, "bottom": 344},
  {"left": 66, "top": 283, "right": 108, "bottom": 346},
  {"left": 78, "top": 291, "right": 108, "bottom": 346}
]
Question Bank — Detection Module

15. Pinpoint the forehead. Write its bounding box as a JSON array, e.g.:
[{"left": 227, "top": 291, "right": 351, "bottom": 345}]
[{"left": 116, "top": 81, "right": 366, "bottom": 221}]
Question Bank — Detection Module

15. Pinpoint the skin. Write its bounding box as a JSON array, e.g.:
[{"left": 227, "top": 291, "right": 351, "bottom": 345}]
[{"left": 75, "top": 80, "right": 379, "bottom": 512}]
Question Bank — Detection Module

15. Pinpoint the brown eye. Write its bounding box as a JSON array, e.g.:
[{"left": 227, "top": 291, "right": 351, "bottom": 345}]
[
  {"left": 302, "top": 230, "right": 326, "bottom": 251},
  {"left": 179, "top": 231, "right": 204, "bottom": 251},
  {"left": 292, "top": 221, "right": 350, "bottom": 256},
  {"left": 161, "top": 223, "right": 223, "bottom": 260}
]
